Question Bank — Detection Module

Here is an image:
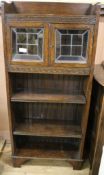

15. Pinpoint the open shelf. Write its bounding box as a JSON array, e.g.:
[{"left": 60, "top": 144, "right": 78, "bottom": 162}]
[
  {"left": 14, "top": 135, "right": 81, "bottom": 161},
  {"left": 10, "top": 73, "right": 87, "bottom": 104},
  {"left": 11, "top": 92, "right": 86, "bottom": 104},
  {"left": 13, "top": 120, "right": 82, "bottom": 138},
  {"left": 11, "top": 102, "right": 84, "bottom": 128},
  {"left": 14, "top": 148, "right": 81, "bottom": 161},
  {"left": 11, "top": 73, "right": 87, "bottom": 94},
  {"left": 12, "top": 102, "right": 83, "bottom": 127}
]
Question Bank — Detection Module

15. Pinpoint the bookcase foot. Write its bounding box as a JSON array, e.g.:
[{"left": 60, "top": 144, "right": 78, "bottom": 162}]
[
  {"left": 73, "top": 161, "right": 83, "bottom": 170},
  {"left": 12, "top": 157, "right": 28, "bottom": 167},
  {"left": 69, "top": 161, "right": 83, "bottom": 170}
]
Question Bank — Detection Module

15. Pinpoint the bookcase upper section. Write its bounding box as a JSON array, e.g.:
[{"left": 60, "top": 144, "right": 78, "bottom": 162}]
[{"left": 2, "top": 2, "right": 100, "bottom": 72}]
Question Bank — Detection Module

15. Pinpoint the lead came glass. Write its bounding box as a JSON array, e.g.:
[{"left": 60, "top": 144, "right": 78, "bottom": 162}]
[
  {"left": 55, "top": 29, "right": 88, "bottom": 63},
  {"left": 12, "top": 28, "right": 44, "bottom": 61}
]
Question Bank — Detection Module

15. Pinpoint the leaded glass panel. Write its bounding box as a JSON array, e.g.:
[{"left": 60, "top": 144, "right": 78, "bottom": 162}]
[
  {"left": 12, "top": 28, "right": 44, "bottom": 61},
  {"left": 55, "top": 29, "right": 88, "bottom": 63}
]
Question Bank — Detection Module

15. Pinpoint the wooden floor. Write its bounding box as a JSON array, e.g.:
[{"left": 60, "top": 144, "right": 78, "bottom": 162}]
[{"left": 0, "top": 143, "right": 90, "bottom": 175}]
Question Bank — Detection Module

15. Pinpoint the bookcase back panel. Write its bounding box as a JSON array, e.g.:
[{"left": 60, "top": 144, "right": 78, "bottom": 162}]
[
  {"left": 11, "top": 73, "right": 87, "bottom": 95},
  {"left": 12, "top": 102, "right": 83, "bottom": 125},
  {"left": 14, "top": 135, "right": 80, "bottom": 151}
]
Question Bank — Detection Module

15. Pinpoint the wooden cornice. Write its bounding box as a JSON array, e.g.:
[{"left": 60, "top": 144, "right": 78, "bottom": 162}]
[{"left": 0, "top": 3, "right": 104, "bottom": 16}]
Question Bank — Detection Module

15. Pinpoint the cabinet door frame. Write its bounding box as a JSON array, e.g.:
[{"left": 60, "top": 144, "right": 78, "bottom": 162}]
[
  {"left": 6, "top": 21, "right": 49, "bottom": 66},
  {"left": 50, "top": 23, "right": 94, "bottom": 68}
]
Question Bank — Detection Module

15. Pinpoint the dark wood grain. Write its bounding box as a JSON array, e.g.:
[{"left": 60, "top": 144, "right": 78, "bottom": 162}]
[
  {"left": 8, "top": 65, "right": 91, "bottom": 75},
  {"left": 14, "top": 148, "right": 81, "bottom": 161},
  {"left": 5, "top": 14, "right": 96, "bottom": 24},
  {"left": 10, "top": 73, "right": 87, "bottom": 101},
  {"left": 3, "top": 2, "right": 94, "bottom": 15},
  {"left": 13, "top": 136, "right": 80, "bottom": 159},
  {"left": 1, "top": 3, "right": 103, "bottom": 17},
  {"left": 13, "top": 102, "right": 83, "bottom": 126},
  {"left": 13, "top": 120, "right": 82, "bottom": 138}
]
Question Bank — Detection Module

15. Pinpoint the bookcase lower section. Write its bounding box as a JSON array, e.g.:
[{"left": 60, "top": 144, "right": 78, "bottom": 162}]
[
  {"left": 11, "top": 135, "right": 84, "bottom": 169},
  {"left": 9, "top": 72, "right": 87, "bottom": 169},
  {"left": 8, "top": 72, "right": 90, "bottom": 169}
]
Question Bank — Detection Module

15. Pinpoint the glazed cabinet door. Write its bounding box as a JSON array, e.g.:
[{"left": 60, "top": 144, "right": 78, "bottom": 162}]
[
  {"left": 50, "top": 24, "right": 94, "bottom": 67},
  {"left": 6, "top": 22, "right": 49, "bottom": 66}
]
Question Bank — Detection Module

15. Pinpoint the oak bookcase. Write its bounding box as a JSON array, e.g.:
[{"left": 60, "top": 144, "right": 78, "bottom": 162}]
[{"left": 1, "top": 2, "right": 100, "bottom": 169}]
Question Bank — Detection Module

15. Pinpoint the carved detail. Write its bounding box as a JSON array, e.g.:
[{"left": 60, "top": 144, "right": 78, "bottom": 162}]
[
  {"left": 7, "top": 65, "right": 91, "bottom": 75},
  {"left": 5, "top": 15, "right": 96, "bottom": 24}
]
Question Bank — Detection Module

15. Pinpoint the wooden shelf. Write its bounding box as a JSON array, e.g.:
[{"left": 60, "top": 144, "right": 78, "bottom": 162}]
[
  {"left": 11, "top": 92, "right": 86, "bottom": 104},
  {"left": 14, "top": 148, "right": 81, "bottom": 161},
  {"left": 13, "top": 120, "right": 82, "bottom": 138}
]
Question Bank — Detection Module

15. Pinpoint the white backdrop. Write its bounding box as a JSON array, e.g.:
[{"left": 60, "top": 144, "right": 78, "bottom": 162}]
[{"left": 98, "top": 147, "right": 104, "bottom": 175}]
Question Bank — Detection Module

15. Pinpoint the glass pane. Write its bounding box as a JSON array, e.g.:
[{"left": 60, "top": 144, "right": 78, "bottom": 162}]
[
  {"left": 28, "top": 34, "right": 38, "bottom": 44},
  {"left": 61, "top": 46, "right": 71, "bottom": 55},
  {"left": 17, "top": 45, "right": 27, "bottom": 54},
  {"left": 17, "top": 34, "right": 26, "bottom": 43},
  {"left": 72, "top": 46, "right": 82, "bottom": 56},
  {"left": 12, "top": 28, "right": 44, "bottom": 61},
  {"left": 61, "top": 35, "right": 71, "bottom": 45},
  {"left": 72, "top": 35, "right": 82, "bottom": 45},
  {"left": 55, "top": 29, "right": 88, "bottom": 63},
  {"left": 28, "top": 45, "right": 37, "bottom": 55}
]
